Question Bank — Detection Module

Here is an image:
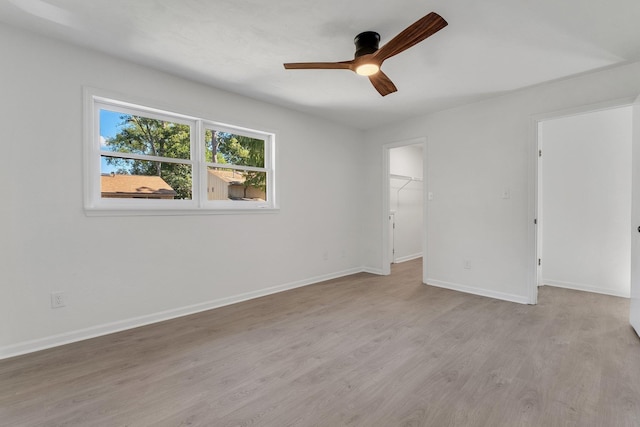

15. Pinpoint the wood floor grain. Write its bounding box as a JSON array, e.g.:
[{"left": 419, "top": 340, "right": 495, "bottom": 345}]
[{"left": 1, "top": 259, "right": 639, "bottom": 426}]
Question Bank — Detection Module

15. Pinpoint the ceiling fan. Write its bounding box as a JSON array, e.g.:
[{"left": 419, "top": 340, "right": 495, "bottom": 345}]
[{"left": 283, "top": 12, "right": 448, "bottom": 96}]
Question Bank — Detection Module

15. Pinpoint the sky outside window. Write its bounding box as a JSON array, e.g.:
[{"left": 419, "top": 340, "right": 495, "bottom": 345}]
[{"left": 100, "top": 109, "right": 124, "bottom": 174}]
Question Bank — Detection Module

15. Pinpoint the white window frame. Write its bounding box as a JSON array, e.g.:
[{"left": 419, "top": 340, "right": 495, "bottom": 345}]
[{"left": 83, "top": 88, "right": 277, "bottom": 215}]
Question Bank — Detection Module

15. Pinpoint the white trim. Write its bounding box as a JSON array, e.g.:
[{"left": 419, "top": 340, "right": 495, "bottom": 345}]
[
  {"left": 532, "top": 96, "right": 637, "bottom": 122},
  {"left": 203, "top": 121, "right": 270, "bottom": 143},
  {"left": 535, "top": 120, "right": 543, "bottom": 289},
  {"left": 527, "top": 114, "right": 539, "bottom": 304},
  {"left": 542, "top": 280, "right": 630, "bottom": 299},
  {"left": 426, "top": 279, "right": 530, "bottom": 305},
  {"left": 100, "top": 151, "right": 195, "bottom": 165},
  {"left": 422, "top": 140, "right": 429, "bottom": 286},
  {"left": 630, "top": 94, "right": 640, "bottom": 335},
  {"left": 381, "top": 144, "right": 392, "bottom": 275},
  {"left": 0, "top": 267, "right": 364, "bottom": 360},
  {"left": 205, "top": 163, "right": 267, "bottom": 173},
  {"left": 84, "top": 206, "right": 280, "bottom": 217},
  {"left": 83, "top": 86, "right": 277, "bottom": 214},
  {"left": 362, "top": 267, "right": 386, "bottom": 275},
  {"left": 393, "top": 253, "right": 423, "bottom": 264}
]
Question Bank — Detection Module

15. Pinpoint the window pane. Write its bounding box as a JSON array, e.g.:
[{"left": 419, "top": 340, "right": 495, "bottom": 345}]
[
  {"left": 205, "top": 130, "right": 264, "bottom": 168},
  {"left": 100, "top": 109, "right": 191, "bottom": 160},
  {"left": 101, "top": 156, "right": 192, "bottom": 200},
  {"left": 206, "top": 167, "right": 267, "bottom": 201}
]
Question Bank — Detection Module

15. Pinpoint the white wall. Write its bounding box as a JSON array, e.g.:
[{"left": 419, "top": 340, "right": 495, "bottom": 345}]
[
  {"left": 362, "top": 61, "right": 640, "bottom": 303},
  {"left": 0, "top": 24, "right": 365, "bottom": 358},
  {"left": 5, "top": 22, "right": 640, "bottom": 358},
  {"left": 389, "top": 144, "right": 423, "bottom": 262},
  {"left": 540, "top": 107, "right": 632, "bottom": 297}
]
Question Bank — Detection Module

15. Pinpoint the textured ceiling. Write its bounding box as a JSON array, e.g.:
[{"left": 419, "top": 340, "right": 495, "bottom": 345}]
[{"left": 2, "top": 0, "right": 640, "bottom": 129}]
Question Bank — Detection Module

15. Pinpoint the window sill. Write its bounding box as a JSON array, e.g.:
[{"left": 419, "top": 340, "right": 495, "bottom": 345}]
[{"left": 84, "top": 206, "right": 280, "bottom": 217}]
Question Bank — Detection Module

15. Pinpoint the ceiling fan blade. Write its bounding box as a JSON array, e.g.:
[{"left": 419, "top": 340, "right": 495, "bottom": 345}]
[
  {"left": 374, "top": 12, "right": 447, "bottom": 63},
  {"left": 369, "top": 70, "right": 397, "bottom": 96},
  {"left": 283, "top": 61, "right": 353, "bottom": 70}
]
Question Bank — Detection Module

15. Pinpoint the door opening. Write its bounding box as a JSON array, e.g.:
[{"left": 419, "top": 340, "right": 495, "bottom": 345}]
[
  {"left": 536, "top": 104, "right": 633, "bottom": 299},
  {"left": 382, "top": 138, "right": 426, "bottom": 279}
]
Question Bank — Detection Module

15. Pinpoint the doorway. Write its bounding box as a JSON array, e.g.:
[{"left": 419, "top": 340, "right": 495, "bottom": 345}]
[
  {"left": 536, "top": 105, "right": 632, "bottom": 298},
  {"left": 382, "top": 138, "right": 426, "bottom": 277}
]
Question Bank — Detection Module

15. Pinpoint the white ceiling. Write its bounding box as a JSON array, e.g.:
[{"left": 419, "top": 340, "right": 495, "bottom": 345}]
[{"left": 2, "top": 0, "right": 640, "bottom": 129}]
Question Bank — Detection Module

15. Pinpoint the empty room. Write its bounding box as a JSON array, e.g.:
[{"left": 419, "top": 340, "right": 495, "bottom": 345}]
[{"left": 1, "top": 1, "right": 640, "bottom": 426}]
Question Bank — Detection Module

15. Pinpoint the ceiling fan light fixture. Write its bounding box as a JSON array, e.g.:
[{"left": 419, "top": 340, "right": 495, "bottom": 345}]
[
  {"left": 355, "top": 63, "right": 380, "bottom": 76},
  {"left": 283, "top": 12, "right": 448, "bottom": 96}
]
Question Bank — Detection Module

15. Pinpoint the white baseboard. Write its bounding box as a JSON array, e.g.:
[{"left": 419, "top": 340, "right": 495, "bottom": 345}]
[
  {"left": 542, "top": 279, "right": 630, "bottom": 298},
  {"left": 393, "top": 253, "right": 422, "bottom": 264},
  {"left": 0, "top": 267, "right": 364, "bottom": 360},
  {"left": 426, "top": 279, "right": 530, "bottom": 305},
  {"left": 362, "top": 267, "right": 387, "bottom": 275}
]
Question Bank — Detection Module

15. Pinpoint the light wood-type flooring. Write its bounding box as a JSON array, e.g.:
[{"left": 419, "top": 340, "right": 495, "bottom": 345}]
[{"left": 1, "top": 259, "right": 639, "bottom": 426}]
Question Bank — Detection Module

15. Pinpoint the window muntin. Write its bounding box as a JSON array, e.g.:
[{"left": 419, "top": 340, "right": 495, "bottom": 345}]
[{"left": 85, "top": 90, "right": 276, "bottom": 213}]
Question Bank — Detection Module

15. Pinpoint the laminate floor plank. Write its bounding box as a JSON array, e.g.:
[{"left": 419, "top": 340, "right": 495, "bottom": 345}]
[{"left": 1, "top": 259, "right": 639, "bottom": 426}]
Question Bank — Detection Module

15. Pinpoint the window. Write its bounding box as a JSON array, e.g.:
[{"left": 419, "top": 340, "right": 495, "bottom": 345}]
[{"left": 84, "top": 89, "right": 276, "bottom": 214}]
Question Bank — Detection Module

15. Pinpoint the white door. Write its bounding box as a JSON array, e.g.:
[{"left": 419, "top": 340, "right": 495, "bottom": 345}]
[{"left": 631, "top": 94, "right": 640, "bottom": 335}]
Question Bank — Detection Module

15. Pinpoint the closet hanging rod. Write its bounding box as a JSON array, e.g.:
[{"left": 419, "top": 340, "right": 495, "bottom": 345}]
[{"left": 390, "top": 174, "right": 423, "bottom": 182}]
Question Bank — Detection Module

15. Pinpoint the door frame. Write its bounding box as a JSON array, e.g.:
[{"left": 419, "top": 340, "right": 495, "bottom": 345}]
[
  {"left": 630, "top": 93, "right": 640, "bottom": 335},
  {"left": 382, "top": 137, "right": 427, "bottom": 277},
  {"left": 529, "top": 96, "right": 637, "bottom": 305}
]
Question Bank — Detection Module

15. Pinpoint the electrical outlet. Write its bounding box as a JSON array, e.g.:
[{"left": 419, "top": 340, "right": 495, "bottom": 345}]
[
  {"left": 51, "top": 292, "right": 66, "bottom": 308},
  {"left": 322, "top": 250, "right": 329, "bottom": 261},
  {"left": 463, "top": 259, "right": 471, "bottom": 270}
]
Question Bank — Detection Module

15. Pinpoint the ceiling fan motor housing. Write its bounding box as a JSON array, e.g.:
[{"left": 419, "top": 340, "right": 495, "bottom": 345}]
[{"left": 354, "top": 31, "right": 380, "bottom": 57}]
